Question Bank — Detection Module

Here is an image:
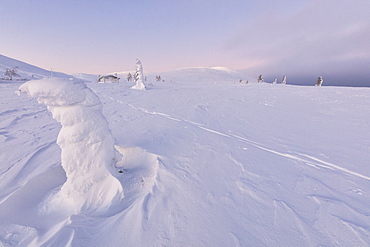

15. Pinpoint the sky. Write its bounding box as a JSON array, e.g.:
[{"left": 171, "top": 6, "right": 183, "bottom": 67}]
[{"left": 1, "top": 0, "right": 370, "bottom": 86}]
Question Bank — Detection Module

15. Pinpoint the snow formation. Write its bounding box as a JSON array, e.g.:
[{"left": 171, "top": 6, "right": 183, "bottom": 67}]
[
  {"left": 18, "top": 78, "right": 123, "bottom": 215},
  {"left": 131, "top": 59, "right": 146, "bottom": 90}
]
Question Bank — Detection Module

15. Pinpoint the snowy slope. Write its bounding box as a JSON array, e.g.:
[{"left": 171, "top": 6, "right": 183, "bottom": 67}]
[
  {"left": 0, "top": 54, "right": 73, "bottom": 80},
  {"left": 1, "top": 78, "right": 370, "bottom": 246},
  {"left": 149, "top": 67, "right": 251, "bottom": 83},
  {"left": 71, "top": 73, "right": 99, "bottom": 83}
]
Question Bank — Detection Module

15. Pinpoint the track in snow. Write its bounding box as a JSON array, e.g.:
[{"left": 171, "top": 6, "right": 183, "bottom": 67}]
[{"left": 96, "top": 91, "right": 370, "bottom": 183}]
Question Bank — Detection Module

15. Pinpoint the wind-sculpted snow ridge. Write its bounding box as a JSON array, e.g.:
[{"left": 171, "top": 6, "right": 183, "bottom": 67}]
[
  {"left": 112, "top": 146, "right": 159, "bottom": 214},
  {"left": 18, "top": 78, "right": 124, "bottom": 216}
]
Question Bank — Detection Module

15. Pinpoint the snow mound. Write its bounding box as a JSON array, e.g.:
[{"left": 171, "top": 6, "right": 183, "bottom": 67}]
[
  {"left": 18, "top": 78, "right": 123, "bottom": 215},
  {"left": 115, "top": 146, "right": 159, "bottom": 196}
]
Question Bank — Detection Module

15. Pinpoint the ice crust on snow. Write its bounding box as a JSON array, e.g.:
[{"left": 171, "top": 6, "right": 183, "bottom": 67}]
[{"left": 18, "top": 78, "right": 123, "bottom": 214}]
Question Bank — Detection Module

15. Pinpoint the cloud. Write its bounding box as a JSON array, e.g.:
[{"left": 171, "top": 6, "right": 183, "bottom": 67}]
[{"left": 225, "top": 0, "right": 370, "bottom": 82}]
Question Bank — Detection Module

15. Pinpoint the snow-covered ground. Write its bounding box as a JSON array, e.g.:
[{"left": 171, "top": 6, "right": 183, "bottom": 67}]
[{"left": 1, "top": 57, "right": 370, "bottom": 246}]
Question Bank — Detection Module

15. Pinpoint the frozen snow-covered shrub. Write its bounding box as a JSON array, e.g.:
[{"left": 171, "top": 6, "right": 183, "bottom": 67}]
[
  {"left": 282, "top": 75, "right": 287, "bottom": 85},
  {"left": 258, "top": 74, "right": 263, "bottom": 83},
  {"left": 131, "top": 59, "right": 146, "bottom": 90},
  {"left": 316, "top": 76, "right": 323, "bottom": 86},
  {"left": 19, "top": 78, "right": 123, "bottom": 214},
  {"left": 127, "top": 72, "right": 133, "bottom": 82},
  {"left": 4, "top": 67, "right": 20, "bottom": 80},
  {"left": 273, "top": 77, "right": 277, "bottom": 84}
]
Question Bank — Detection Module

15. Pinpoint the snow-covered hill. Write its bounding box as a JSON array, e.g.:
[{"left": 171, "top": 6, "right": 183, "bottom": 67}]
[
  {"left": 0, "top": 54, "right": 73, "bottom": 81},
  {"left": 1, "top": 75, "right": 370, "bottom": 246},
  {"left": 71, "top": 73, "right": 99, "bottom": 83},
  {"left": 91, "top": 67, "right": 251, "bottom": 84},
  {"left": 151, "top": 67, "right": 251, "bottom": 83}
]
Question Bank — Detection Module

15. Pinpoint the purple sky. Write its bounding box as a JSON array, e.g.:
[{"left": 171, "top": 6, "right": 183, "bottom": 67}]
[{"left": 1, "top": 0, "right": 370, "bottom": 85}]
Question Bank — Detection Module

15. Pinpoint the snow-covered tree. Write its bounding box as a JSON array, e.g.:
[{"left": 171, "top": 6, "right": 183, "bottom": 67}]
[
  {"left": 127, "top": 73, "right": 132, "bottom": 82},
  {"left": 156, "top": 75, "right": 161, "bottom": 82},
  {"left": 4, "top": 67, "right": 20, "bottom": 80},
  {"left": 258, "top": 74, "right": 263, "bottom": 83},
  {"left": 132, "top": 59, "right": 146, "bottom": 90},
  {"left": 282, "top": 75, "right": 287, "bottom": 85},
  {"left": 19, "top": 78, "right": 123, "bottom": 214},
  {"left": 316, "top": 76, "right": 323, "bottom": 86},
  {"left": 246, "top": 80, "right": 249, "bottom": 84},
  {"left": 273, "top": 77, "right": 277, "bottom": 84}
]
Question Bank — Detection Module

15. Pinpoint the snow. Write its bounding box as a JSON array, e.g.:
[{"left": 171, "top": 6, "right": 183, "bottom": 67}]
[
  {"left": 71, "top": 73, "right": 99, "bottom": 83},
  {"left": 1, "top": 59, "right": 370, "bottom": 246},
  {"left": 18, "top": 78, "right": 124, "bottom": 219}
]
